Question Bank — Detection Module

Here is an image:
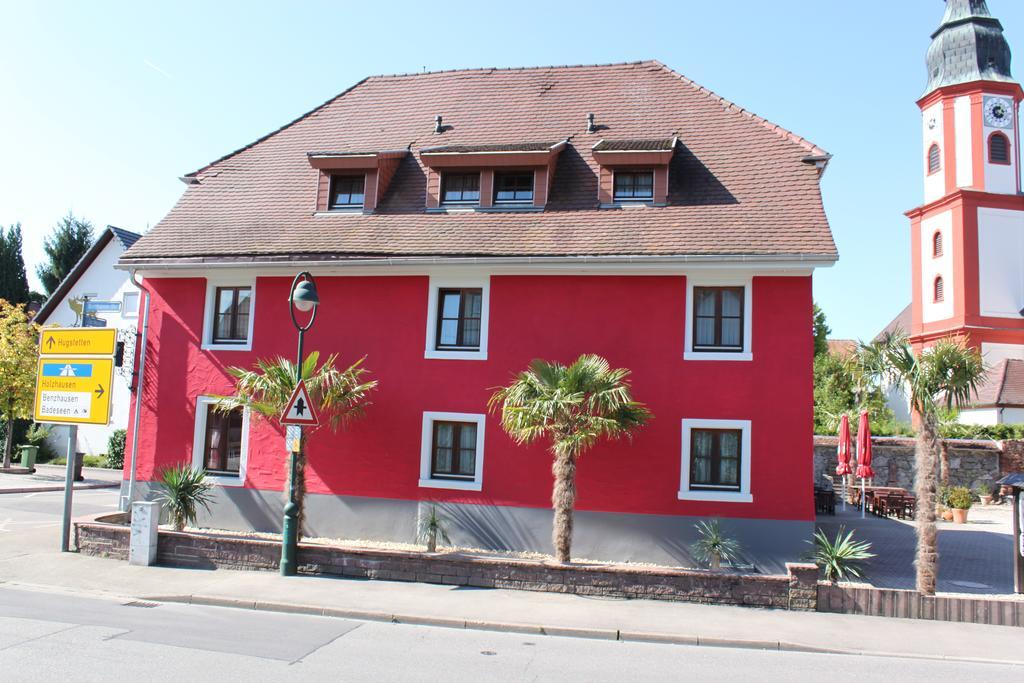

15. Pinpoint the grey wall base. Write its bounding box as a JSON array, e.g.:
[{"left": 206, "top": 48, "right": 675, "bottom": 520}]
[{"left": 126, "top": 481, "right": 811, "bottom": 574}]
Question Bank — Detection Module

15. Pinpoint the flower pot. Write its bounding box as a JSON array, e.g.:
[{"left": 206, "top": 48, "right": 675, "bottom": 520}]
[
  {"left": 951, "top": 508, "right": 969, "bottom": 524},
  {"left": 941, "top": 510, "right": 954, "bottom": 522}
]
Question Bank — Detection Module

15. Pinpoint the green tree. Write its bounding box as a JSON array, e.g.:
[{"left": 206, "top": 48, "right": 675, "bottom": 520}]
[
  {"left": 0, "top": 301, "right": 39, "bottom": 468},
  {"left": 864, "top": 334, "right": 986, "bottom": 595},
  {"left": 0, "top": 225, "right": 31, "bottom": 305},
  {"left": 36, "top": 212, "right": 94, "bottom": 295},
  {"left": 214, "top": 352, "right": 377, "bottom": 538},
  {"left": 813, "top": 348, "right": 896, "bottom": 435},
  {"left": 489, "top": 354, "right": 651, "bottom": 564},
  {"left": 812, "top": 303, "right": 831, "bottom": 358}
]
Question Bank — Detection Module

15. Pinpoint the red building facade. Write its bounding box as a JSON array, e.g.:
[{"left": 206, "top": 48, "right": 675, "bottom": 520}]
[{"left": 119, "top": 61, "right": 836, "bottom": 571}]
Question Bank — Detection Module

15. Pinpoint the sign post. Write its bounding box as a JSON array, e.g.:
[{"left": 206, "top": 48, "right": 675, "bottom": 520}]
[{"left": 34, "top": 328, "right": 117, "bottom": 552}]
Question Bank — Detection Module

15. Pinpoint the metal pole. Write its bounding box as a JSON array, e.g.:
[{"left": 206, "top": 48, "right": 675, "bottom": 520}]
[
  {"left": 1014, "top": 490, "right": 1022, "bottom": 595},
  {"left": 60, "top": 425, "right": 78, "bottom": 552},
  {"left": 280, "top": 326, "right": 304, "bottom": 576}
]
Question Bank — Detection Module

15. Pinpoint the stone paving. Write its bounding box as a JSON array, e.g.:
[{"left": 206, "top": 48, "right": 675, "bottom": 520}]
[{"left": 816, "top": 504, "right": 1015, "bottom": 595}]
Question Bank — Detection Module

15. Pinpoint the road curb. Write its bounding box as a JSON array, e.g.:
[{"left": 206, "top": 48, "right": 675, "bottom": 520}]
[
  {"left": 140, "top": 593, "right": 1024, "bottom": 666},
  {"left": 0, "top": 483, "right": 119, "bottom": 495}
]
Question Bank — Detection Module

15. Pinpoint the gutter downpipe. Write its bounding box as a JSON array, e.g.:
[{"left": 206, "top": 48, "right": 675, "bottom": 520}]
[{"left": 123, "top": 269, "right": 151, "bottom": 512}]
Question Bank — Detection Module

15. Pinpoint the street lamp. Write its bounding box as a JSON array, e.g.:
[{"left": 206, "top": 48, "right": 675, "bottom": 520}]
[{"left": 281, "top": 271, "right": 319, "bottom": 576}]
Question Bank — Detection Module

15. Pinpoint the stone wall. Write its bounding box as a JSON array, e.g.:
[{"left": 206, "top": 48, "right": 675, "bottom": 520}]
[
  {"left": 813, "top": 436, "right": 1018, "bottom": 491},
  {"left": 75, "top": 521, "right": 818, "bottom": 611}
]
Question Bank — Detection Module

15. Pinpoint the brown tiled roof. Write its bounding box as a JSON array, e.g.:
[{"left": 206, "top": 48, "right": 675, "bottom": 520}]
[
  {"left": 122, "top": 60, "right": 836, "bottom": 264},
  {"left": 875, "top": 304, "right": 912, "bottom": 342},
  {"left": 592, "top": 138, "right": 676, "bottom": 151},
  {"left": 971, "top": 359, "right": 1024, "bottom": 408},
  {"left": 421, "top": 142, "right": 560, "bottom": 154},
  {"left": 826, "top": 339, "right": 857, "bottom": 358}
]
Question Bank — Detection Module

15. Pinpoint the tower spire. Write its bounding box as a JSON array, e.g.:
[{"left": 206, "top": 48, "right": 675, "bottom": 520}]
[{"left": 925, "top": 0, "right": 1016, "bottom": 96}]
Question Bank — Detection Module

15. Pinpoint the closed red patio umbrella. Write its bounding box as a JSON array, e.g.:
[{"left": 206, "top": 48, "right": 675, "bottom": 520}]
[
  {"left": 855, "top": 410, "right": 874, "bottom": 518},
  {"left": 836, "top": 414, "right": 852, "bottom": 510}
]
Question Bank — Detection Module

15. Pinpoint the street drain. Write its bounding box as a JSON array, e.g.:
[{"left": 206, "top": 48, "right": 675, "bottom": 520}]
[
  {"left": 480, "top": 651, "right": 497, "bottom": 656},
  {"left": 122, "top": 600, "right": 159, "bottom": 608}
]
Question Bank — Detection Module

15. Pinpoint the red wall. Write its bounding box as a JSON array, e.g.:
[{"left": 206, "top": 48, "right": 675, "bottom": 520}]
[{"left": 127, "top": 273, "right": 815, "bottom": 522}]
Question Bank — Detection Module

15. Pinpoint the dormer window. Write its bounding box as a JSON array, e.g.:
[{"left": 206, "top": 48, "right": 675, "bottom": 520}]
[
  {"left": 420, "top": 142, "right": 566, "bottom": 211},
  {"left": 442, "top": 173, "right": 481, "bottom": 204},
  {"left": 307, "top": 150, "right": 408, "bottom": 214},
  {"left": 494, "top": 171, "right": 534, "bottom": 203},
  {"left": 613, "top": 171, "right": 654, "bottom": 201},
  {"left": 592, "top": 138, "right": 676, "bottom": 207},
  {"left": 329, "top": 175, "right": 365, "bottom": 209}
]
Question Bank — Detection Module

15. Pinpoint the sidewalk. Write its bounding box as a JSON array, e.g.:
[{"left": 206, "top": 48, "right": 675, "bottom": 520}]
[
  {"left": 0, "top": 464, "right": 121, "bottom": 494},
  {"left": 1, "top": 533, "right": 1022, "bottom": 666}
]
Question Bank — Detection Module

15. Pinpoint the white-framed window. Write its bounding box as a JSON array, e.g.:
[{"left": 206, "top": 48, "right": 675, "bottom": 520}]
[
  {"left": 684, "top": 276, "right": 753, "bottom": 361},
  {"left": 424, "top": 275, "right": 490, "bottom": 360},
  {"left": 202, "top": 277, "right": 256, "bottom": 351},
  {"left": 191, "top": 395, "right": 249, "bottom": 487},
  {"left": 678, "top": 418, "right": 752, "bottom": 503},
  {"left": 419, "top": 411, "right": 485, "bottom": 491},
  {"left": 122, "top": 291, "right": 140, "bottom": 318}
]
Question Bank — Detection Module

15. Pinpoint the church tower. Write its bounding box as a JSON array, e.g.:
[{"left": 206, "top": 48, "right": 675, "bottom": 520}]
[{"left": 908, "top": 0, "right": 1024, "bottom": 371}]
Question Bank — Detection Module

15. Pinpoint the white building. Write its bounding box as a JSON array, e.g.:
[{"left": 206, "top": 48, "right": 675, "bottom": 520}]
[{"left": 34, "top": 226, "right": 142, "bottom": 456}]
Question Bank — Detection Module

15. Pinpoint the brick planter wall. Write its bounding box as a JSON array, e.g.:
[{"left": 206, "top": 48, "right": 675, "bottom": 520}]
[{"left": 74, "top": 521, "right": 817, "bottom": 611}]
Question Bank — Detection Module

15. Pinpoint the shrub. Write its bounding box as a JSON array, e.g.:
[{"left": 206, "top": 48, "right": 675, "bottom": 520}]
[
  {"left": 939, "top": 423, "right": 1024, "bottom": 441},
  {"left": 808, "top": 527, "right": 874, "bottom": 583},
  {"left": 154, "top": 463, "right": 215, "bottom": 531},
  {"left": 946, "top": 486, "right": 973, "bottom": 510},
  {"left": 24, "top": 424, "right": 51, "bottom": 446},
  {"left": 692, "top": 519, "right": 742, "bottom": 570},
  {"left": 417, "top": 504, "right": 451, "bottom": 553},
  {"left": 106, "top": 429, "right": 127, "bottom": 469}
]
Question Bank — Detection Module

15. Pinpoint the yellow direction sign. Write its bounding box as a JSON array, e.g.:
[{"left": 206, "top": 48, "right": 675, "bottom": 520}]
[
  {"left": 39, "top": 328, "right": 117, "bottom": 357},
  {"left": 33, "top": 357, "right": 115, "bottom": 425}
]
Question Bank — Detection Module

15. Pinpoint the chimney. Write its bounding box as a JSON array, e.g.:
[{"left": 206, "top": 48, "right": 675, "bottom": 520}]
[
  {"left": 434, "top": 115, "right": 443, "bottom": 134},
  {"left": 586, "top": 113, "right": 595, "bottom": 133}
]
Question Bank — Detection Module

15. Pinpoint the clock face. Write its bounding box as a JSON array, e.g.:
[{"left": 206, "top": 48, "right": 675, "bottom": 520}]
[{"left": 983, "top": 96, "right": 1014, "bottom": 129}]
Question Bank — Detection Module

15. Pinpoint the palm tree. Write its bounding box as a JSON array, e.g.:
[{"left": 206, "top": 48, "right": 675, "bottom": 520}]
[
  {"left": 863, "top": 333, "right": 985, "bottom": 595},
  {"left": 214, "top": 351, "right": 377, "bottom": 538},
  {"left": 489, "top": 354, "right": 651, "bottom": 564}
]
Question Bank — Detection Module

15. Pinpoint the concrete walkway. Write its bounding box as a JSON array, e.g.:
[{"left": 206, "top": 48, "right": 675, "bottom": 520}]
[
  {"left": 0, "top": 464, "right": 121, "bottom": 494},
  {"left": 0, "top": 529, "right": 1020, "bottom": 664}
]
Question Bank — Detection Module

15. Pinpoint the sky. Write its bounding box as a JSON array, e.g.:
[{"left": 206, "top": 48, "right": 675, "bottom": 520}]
[{"left": 2, "top": 0, "right": 1022, "bottom": 340}]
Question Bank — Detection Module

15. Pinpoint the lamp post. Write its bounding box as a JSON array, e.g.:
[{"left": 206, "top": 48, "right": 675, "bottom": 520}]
[{"left": 281, "top": 271, "right": 319, "bottom": 576}]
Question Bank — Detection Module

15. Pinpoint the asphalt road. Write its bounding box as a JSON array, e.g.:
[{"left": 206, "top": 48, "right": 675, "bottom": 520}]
[
  {"left": 0, "top": 488, "right": 119, "bottom": 558},
  {"left": 0, "top": 586, "right": 1019, "bottom": 681}
]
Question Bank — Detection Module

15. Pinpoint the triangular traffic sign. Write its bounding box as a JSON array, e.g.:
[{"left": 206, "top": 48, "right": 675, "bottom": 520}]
[{"left": 281, "top": 379, "right": 319, "bottom": 426}]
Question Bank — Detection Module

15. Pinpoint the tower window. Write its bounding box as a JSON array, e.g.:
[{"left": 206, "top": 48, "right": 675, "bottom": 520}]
[
  {"left": 933, "top": 276, "right": 944, "bottom": 303},
  {"left": 932, "top": 231, "right": 943, "bottom": 258},
  {"left": 927, "top": 144, "right": 941, "bottom": 175},
  {"left": 989, "top": 132, "right": 1011, "bottom": 165}
]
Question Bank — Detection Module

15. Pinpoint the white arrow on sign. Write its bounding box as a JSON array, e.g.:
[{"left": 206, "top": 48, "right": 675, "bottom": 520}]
[{"left": 280, "top": 379, "right": 319, "bottom": 426}]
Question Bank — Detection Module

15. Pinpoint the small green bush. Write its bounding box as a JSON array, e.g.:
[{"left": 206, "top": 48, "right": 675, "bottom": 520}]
[
  {"left": 940, "top": 423, "right": 1024, "bottom": 441},
  {"left": 692, "top": 519, "right": 743, "bottom": 570},
  {"left": 946, "top": 486, "right": 973, "bottom": 510},
  {"left": 808, "top": 526, "right": 874, "bottom": 583},
  {"left": 155, "top": 463, "right": 214, "bottom": 531},
  {"left": 106, "top": 429, "right": 127, "bottom": 469}
]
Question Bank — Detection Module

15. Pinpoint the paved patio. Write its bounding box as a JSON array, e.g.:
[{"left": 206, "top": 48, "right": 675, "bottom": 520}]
[{"left": 815, "top": 504, "right": 1016, "bottom": 595}]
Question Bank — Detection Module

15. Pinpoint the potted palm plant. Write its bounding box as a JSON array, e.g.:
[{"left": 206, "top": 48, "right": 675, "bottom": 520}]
[
  {"left": 691, "top": 519, "right": 741, "bottom": 571},
  {"left": 946, "top": 486, "right": 973, "bottom": 524},
  {"left": 809, "top": 526, "right": 874, "bottom": 583},
  {"left": 154, "top": 463, "right": 215, "bottom": 531},
  {"left": 418, "top": 504, "right": 451, "bottom": 553}
]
